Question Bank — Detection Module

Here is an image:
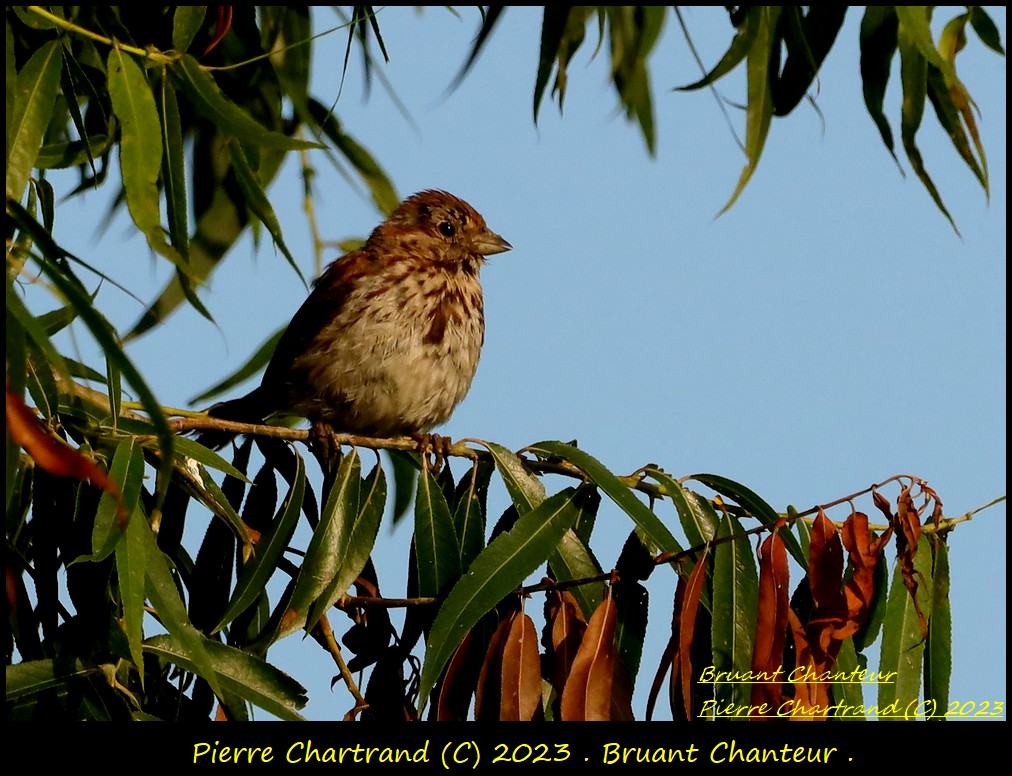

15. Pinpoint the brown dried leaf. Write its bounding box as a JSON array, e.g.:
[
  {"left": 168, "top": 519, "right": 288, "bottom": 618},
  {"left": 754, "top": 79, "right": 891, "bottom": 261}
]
[
  {"left": 547, "top": 589, "right": 587, "bottom": 698},
  {"left": 679, "top": 546, "right": 710, "bottom": 721},
  {"left": 500, "top": 611, "right": 542, "bottom": 721},
  {"left": 437, "top": 630, "right": 475, "bottom": 721},
  {"left": 561, "top": 585, "right": 621, "bottom": 721},
  {"left": 474, "top": 616, "right": 511, "bottom": 721},
  {"left": 787, "top": 608, "right": 829, "bottom": 718},
  {"left": 808, "top": 509, "right": 845, "bottom": 615},
  {"left": 6, "top": 380, "right": 126, "bottom": 524},
  {"left": 647, "top": 577, "right": 683, "bottom": 721},
  {"left": 895, "top": 486, "right": 928, "bottom": 638},
  {"left": 839, "top": 511, "right": 891, "bottom": 631},
  {"left": 751, "top": 531, "right": 789, "bottom": 711}
]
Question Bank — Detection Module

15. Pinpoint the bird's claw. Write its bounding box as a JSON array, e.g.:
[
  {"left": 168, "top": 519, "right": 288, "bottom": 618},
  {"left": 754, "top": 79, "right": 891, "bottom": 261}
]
[
  {"left": 310, "top": 421, "right": 343, "bottom": 476},
  {"left": 413, "top": 433, "right": 453, "bottom": 473}
]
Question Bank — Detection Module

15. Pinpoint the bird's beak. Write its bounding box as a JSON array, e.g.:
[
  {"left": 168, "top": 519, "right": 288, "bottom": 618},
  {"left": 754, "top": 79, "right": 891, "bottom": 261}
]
[{"left": 474, "top": 230, "right": 512, "bottom": 256}]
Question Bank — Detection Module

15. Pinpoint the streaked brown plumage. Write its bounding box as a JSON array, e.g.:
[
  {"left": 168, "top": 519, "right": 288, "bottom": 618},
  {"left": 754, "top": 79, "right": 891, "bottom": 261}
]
[{"left": 205, "top": 190, "right": 510, "bottom": 442}]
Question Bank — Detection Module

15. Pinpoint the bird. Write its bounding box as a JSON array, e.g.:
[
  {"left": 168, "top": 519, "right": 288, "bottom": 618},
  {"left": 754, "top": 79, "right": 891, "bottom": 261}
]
[{"left": 200, "top": 190, "right": 511, "bottom": 453}]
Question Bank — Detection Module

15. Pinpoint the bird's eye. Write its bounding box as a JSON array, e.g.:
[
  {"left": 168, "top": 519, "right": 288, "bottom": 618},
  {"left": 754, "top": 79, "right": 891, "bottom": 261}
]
[{"left": 438, "top": 221, "right": 456, "bottom": 238}]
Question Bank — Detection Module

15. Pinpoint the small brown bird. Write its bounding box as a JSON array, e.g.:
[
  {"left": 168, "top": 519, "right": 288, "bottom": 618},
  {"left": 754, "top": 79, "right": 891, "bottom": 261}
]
[{"left": 205, "top": 190, "right": 510, "bottom": 445}]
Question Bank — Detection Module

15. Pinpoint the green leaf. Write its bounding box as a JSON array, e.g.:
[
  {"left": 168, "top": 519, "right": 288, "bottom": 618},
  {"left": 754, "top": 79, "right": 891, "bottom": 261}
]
[
  {"left": 414, "top": 468, "right": 461, "bottom": 599},
  {"left": 453, "top": 461, "right": 491, "bottom": 572},
  {"left": 924, "top": 537, "right": 951, "bottom": 718},
  {"left": 307, "top": 461, "right": 387, "bottom": 629},
  {"left": 644, "top": 468, "right": 718, "bottom": 548},
  {"left": 172, "top": 54, "right": 322, "bottom": 151},
  {"left": 676, "top": 6, "right": 762, "bottom": 91},
  {"left": 710, "top": 513, "right": 758, "bottom": 709},
  {"left": 139, "top": 511, "right": 223, "bottom": 700},
  {"left": 189, "top": 327, "right": 285, "bottom": 405},
  {"left": 6, "top": 281, "right": 74, "bottom": 392},
  {"left": 532, "top": 441, "right": 682, "bottom": 554},
  {"left": 277, "top": 451, "right": 361, "bottom": 640},
  {"left": 215, "top": 452, "right": 306, "bottom": 632},
  {"left": 5, "top": 659, "right": 98, "bottom": 703},
  {"left": 227, "top": 138, "right": 306, "bottom": 285},
  {"left": 547, "top": 487, "right": 605, "bottom": 620},
  {"left": 7, "top": 39, "right": 62, "bottom": 201},
  {"left": 107, "top": 47, "right": 186, "bottom": 267},
  {"left": 690, "top": 473, "right": 806, "bottom": 567},
  {"left": 196, "top": 465, "right": 252, "bottom": 545},
  {"left": 717, "top": 6, "right": 782, "bottom": 216},
  {"left": 89, "top": 437, "right": 144, "bottom": 561},
  {"left": 484, "top": 441, "right": 546, "bottom": 514},
  {"left": 307, "top": 99, "right": 399, "bottom": 216},
  {"left": 159, "top": 73, "right": 190, "bottom": 261},
  {"left": 968, "top": 6, "right": 1005, "bottom": 55},
  {"left": 418, "top": 486, "right": 585, "bottom": 711},
  {"left": 169, "top": 435, "right": 252, "bottom": 482},
  {"left": 878, "top": 536, "right": 933, "bottom": 716},
  {"left": 854, "top": 548, "right": 889, "bottom": 651},
  {"left": 144, "top": 634, "right": 307, "bottom": 720},
  {"left": 172, "top": 6, "right": 208, "bottom": 53},
  {"left": 116, "top": 497, "right": 148, "bottom": 683},
  {"left": 896, "top": 7, "right": 959, "bottom": 232},
  {"left": 829, "top": 638, "right": 865, "bottom": 719}
]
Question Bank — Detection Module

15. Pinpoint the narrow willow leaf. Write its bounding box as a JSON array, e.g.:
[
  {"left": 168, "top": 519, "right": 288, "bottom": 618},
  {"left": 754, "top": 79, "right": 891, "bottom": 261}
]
[
  {"left": 878, "top": 535, "right": 933, "bottom": 715},
  {"left": 454, "top": 462, "right": 491, "bottom": 571},
  {"left": 677, "top": 7, "right": 763, "bottom": 91},
  {"left": 717, "top": 6, "right": 782, "bottom": 216},
  {"left": 690, "top": 473, "right": 806, "bottom": 567},
  {"left": 227, "top": 139, "right": 305, "bottom": 284},
  {"left": 968, "top": 6, "right": 1005, "bottom": 55},
  {"left": 645, "top": 468, "right": 718, "bottom": 548},
  {"left": 533, "top": 6, "right": 577, "bottom": 120},
  {"left": 277, "top": 451, "right": 360, "bottom": 640},
  {"left": 307, "top": 462, "right": 387, "bottom": 629},
  {"left": 6, "top": 282, "right": 73, "bottom": 391},
  {"left": 144, "top": 634, "right": 307, "bottom": 720},
  {"left": 172, "top": 54, "right": 322, "bottom": 151},
  {"left": 830, "top": 638, "right": 865, "bottom": 719},
  {"left": 159, "top": 74, "right": 189, "bottom": 260},
  {"left": 924, "top": 538, "right": 951, "bottom": 718},
  {"left": 418, "top": 487, "right": 585, "bottom": 711},
  {"left": 895, "top": 6, "right": 958, "bottom": 81},
  {"left": 414, "top": 468, "right": 461, "bottom": 599},
  {"left": 548, "top": 527, "right": 605, "bottom": 619},
  {"left": 7, "top": 40, "right": 62, "bottom": 201},
  {"left": 116, "top": 500, "right": 148, "bottom": 683},
  {"left": 197, "top": 466, "right": 251, "bottom": 545},
  {"left": 139, "top": 511, "right": 222, "bottom": 699},
  {"left": 90, "top": 437, "right": 144, "bottom": 560},
  {"left": 215, "top": 452, "right": 306, "bottom": 633},
  {"left": 484, "top": 441, "right": 546, "bottom": 515},
  {"left": 854, "top": 550, "right": 890, "bottom": 651},
  {"left": 307, "top": 99, "right": 399, "bottom": 216},
  {"left": 169, "top": 435, "right": 251, "bottom": 482},
  {"left": 4, "top": 659, "right": 98, "bottom": 702},
  {"left": 531, "top": 441, "right": 682, "bottom": 554},
  {"left": 896, "top": 9, "right": 958, "bottom": 231},
  {"left": 107, "top": 47, "right": 186, "bottom": 266},
  {"left": 711, "top": 513, "right": 758, "bottom": 710},
  {"left": 172, "top": 6, "right": 207, "bottom": 53},
  {"left": 189, "top": 327, "right": 284, "bottom": 405}
]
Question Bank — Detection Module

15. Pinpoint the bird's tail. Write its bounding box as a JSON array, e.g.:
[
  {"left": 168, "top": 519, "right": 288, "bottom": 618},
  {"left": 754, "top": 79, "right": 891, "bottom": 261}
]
[{"left": 193, "top": 388, "right": 271, "bottom": 450}]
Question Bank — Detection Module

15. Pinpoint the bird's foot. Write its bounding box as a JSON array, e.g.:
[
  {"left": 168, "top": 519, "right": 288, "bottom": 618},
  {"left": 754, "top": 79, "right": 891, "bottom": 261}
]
[
  {"left": 310, "top": 421, "right": 344, "bottom": 477},
  {"left": 412, "top": 432, "right": 454, "bottom": 474}
]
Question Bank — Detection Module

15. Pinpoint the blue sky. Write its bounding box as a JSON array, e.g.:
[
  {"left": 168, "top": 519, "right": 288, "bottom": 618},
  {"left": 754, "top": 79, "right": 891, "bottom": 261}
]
[{"left": 40, "top": 7, "right": 1005, "bottom": 719}]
